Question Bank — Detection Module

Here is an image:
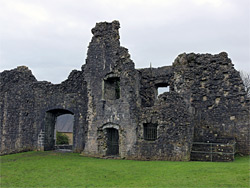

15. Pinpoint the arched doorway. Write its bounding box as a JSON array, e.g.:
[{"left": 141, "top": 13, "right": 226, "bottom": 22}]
[
  {"left": 55, "top": 114, "right": 74, "bottom": 146},
  {"left": 106, "top": 128, "right": 119, "bottom": 156},
  {"left": 44, "top": 109, "right": 74, "bottom": 151}
]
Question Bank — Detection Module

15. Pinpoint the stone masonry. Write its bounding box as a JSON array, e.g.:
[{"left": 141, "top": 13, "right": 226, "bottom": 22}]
[{"left": 0, "top": 21, "right": 249, "bottom": 161}]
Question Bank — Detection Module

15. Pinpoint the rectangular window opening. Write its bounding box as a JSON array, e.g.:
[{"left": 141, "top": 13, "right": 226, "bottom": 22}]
[
  {"left": 104, "top": 77, "right": 120, "bottom": 100},
  {"left": 156, "top": 83, "right": 170, "bottom": 98},
  {"left": 157, "top": 86, "right": 170, "bottom": 96},
  {"left": 143, "top": 123, "right": 158, "bottom": 141}
]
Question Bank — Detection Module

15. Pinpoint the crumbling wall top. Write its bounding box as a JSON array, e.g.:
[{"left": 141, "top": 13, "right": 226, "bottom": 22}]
[
  {"left": 0, "top": 66, "right": 37, "bottom": 91},
  {"left": 173, "top": 52, "right": 232, "bottom": 67},
  {"left": 91, "top": 20, "right": 120, "bottom": 38}
]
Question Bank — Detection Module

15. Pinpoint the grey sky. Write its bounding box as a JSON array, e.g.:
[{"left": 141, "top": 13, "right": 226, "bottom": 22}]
[{"left": 0, "top": 0, "right": 249, "bottom": 83}]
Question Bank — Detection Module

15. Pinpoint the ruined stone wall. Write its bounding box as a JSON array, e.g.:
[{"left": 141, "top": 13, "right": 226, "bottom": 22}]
[
  {"left": 0, "top": 20, "right": 248, "bottom": 159},
  {"left": 139, "top": 66, "right": 174, "bottom": 107},
  {"left": 135, "top": 67, "right": 194, "bottom": 161},
  {"left": 173, "top": 52, "right": 250, "bottom": 155},
  {"left": 0, "top": 67, "right": 37, "bottom": 154},
  {"left": 82, "top": 21, "right": 141, "bottom": 158},
  {"left": 0, "top": 67, "right": 87, "bottom": 155},
  {"left": 134, "top": 92, "right": 193, "bottom": 161}
]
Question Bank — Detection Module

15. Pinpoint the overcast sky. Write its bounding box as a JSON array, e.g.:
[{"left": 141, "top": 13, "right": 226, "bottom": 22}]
[{"left": 0, "top": 0, "right": 249, "bottom": 83}]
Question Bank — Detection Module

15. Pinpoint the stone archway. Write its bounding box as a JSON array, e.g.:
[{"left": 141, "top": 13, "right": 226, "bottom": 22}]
[
  {"left": 97, "top": 123, "right": 120, "bottom": 156},
  {"left": 44, "top": 109, "right": 74, "bottom": 151}
]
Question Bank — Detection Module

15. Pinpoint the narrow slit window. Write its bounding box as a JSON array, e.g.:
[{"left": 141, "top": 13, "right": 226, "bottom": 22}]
[{"left": 143, "top": 123, "right": 158, "bottom": 141}]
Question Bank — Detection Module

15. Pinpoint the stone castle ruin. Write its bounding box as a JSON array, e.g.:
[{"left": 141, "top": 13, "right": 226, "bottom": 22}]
[{"left": 0, "top": 21, "right": 249, "bottom": 161}]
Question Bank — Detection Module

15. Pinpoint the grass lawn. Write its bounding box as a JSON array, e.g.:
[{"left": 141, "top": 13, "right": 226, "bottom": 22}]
[{"left": 0, "top": 151, "right": 249, "bottom": 188}]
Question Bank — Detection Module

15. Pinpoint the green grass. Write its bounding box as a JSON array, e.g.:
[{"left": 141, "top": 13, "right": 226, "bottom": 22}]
[{"left": 0, "top": 151, "right": 249, "bottom": 188}]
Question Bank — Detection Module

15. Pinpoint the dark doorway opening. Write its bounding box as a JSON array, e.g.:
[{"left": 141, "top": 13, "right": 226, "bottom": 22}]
[
  {"left": 44, "top": 109, "right": 74, "bottom": 151},
  {"left": 106, "top": 128, "right": 119, "bottom": 156}
]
